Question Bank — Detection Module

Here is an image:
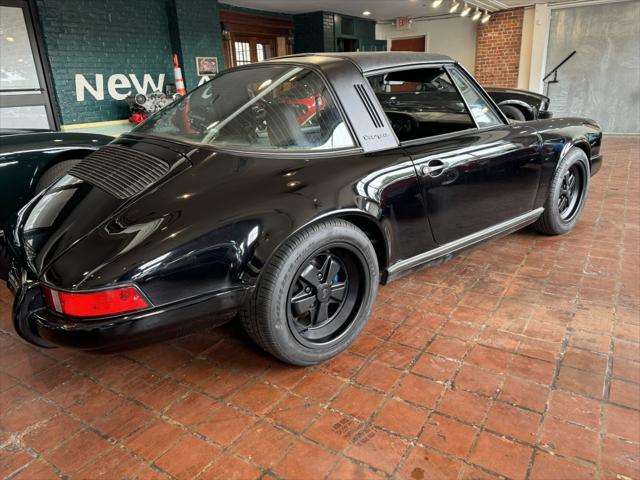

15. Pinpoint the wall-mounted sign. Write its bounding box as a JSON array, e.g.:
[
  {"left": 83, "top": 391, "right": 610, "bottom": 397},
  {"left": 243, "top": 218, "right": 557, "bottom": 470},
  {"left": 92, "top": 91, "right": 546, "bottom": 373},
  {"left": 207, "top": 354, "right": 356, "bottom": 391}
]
[
  {"left": 196, "top": 57, "right": 218, "bottom": 76},
  {"left": 395, "top": 17, "right": 412, "bottom": 30},
  {"left": 75, "top": 73, "right": 165, "bottom": 102}
]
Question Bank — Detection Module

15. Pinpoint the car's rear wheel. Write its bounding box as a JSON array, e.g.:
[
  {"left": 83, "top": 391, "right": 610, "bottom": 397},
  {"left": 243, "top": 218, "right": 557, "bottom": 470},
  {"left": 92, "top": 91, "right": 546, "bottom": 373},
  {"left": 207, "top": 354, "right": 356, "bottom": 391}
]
[
  {"left": 534, "top": 147, "right": 590, "bottom": 235},
  {"left": 501, "top": 105, "right": 527, "bottom": 121},
  {"left": 35, "top": 159, "right": 81, "bottom": 193},
  {"left": 240, "top": 218, "right": 378, "bottom": 366}
]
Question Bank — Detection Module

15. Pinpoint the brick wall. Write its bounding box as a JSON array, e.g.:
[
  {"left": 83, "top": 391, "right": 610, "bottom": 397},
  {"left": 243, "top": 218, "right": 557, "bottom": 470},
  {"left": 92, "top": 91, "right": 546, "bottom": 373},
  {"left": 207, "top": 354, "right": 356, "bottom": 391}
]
[
  {"left": 474, "top": 8, "right": 524, "bottom": 87},
  {"left": 173, "top": 0, "right": 224, "bottom": 91},
  {"left": 294, "top": 11, "right": 381, "bottom": 53},
  {"left": 35, "top": 0, "right": 225, "bottom": 124},
  {"left": 293, "top": 12, "right": 335, "bottom": 53},
  {"left": 35, "top": 0, "right": 175, "bottom": 124}
]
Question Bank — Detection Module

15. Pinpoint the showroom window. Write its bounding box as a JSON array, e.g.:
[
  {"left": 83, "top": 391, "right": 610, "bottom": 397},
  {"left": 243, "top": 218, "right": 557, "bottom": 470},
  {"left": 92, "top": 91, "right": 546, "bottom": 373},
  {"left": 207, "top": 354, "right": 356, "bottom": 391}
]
[
  {"left": 134, "top": 65, "right": 355, "bottom": 151},
  {"left": 367, "top": 67, "right": 476, "bottom": 142},
  {"left": 0, "top": 2, "right": 57, "bottom": 129}
]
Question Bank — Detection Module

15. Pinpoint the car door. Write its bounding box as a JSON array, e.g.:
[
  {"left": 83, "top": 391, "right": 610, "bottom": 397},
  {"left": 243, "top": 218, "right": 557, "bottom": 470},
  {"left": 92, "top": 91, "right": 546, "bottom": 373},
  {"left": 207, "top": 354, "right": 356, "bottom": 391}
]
[{"left": 399, "top": 66, "right": 543, "bottom": 245}]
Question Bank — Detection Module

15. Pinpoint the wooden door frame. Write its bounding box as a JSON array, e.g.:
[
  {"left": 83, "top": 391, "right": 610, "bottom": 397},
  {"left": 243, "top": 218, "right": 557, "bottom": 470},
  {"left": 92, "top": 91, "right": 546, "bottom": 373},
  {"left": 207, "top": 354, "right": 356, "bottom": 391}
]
[
  {"left": 231, "top": 34, "right": 277, "bottom": 64},
  {"left": 220, "top": 10, "right": 294, "bottom": 68},
  {"left": 387, "top": 34, "right": 429, "bottom": 53}
]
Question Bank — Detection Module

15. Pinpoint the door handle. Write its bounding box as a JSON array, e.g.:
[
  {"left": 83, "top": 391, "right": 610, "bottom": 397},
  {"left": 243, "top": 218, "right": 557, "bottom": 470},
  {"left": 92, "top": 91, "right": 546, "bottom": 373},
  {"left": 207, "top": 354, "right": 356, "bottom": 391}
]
[{"left": 421, "top": 159, "right": 446, "bottom": 177}]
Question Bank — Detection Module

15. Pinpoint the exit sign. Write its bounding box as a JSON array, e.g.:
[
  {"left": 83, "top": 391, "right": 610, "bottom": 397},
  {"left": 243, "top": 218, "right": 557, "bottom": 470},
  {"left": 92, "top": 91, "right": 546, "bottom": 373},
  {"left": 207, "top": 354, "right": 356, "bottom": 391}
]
[{"left": 395, "top": 17, "right": 412, "bottom": 30}]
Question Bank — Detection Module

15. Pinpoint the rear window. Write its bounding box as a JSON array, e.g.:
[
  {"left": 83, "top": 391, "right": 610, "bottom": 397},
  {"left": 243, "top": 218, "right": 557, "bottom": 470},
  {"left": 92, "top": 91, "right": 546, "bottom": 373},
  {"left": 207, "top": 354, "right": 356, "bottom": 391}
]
[{"left": 134, "top": 65, "right": 355, "bottom": 152}]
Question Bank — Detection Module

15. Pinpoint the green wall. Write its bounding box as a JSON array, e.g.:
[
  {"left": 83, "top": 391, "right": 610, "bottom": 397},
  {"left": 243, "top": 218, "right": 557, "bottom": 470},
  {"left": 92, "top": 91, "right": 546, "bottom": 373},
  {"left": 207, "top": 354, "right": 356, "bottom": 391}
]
[
  {"left": 293, "top": 11, "right": 384, "bottom": 54},
  {"left": 219, "top": 3, "right": 292, "bottom": 19},
  {"left": 173, "top": 0, "right": 225, "bottom": 91},
  {"left": 294, "top": 12, "right": 335, "bottom": 53},
  {"left": 35, "top": 2, "right": 384, "bottom": 125},
  {"left": 35, "top": 0, "right": 225, "bottom": 125}
]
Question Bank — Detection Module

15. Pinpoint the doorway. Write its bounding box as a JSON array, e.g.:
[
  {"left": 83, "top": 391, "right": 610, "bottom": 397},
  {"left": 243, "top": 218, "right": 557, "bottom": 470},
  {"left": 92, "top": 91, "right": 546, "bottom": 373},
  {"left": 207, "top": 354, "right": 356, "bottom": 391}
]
[
  {"left": 389, "top": 35, "right": 427, "bottom": 52},
  {"left": 232, "top": 35, "right": 277, "bottom": 65},
  {"left": 0, "top": 0, "right": 56, "bottom": 130},
  {"left": 221, "top": 11, "right": 293, "bottom": 68}
]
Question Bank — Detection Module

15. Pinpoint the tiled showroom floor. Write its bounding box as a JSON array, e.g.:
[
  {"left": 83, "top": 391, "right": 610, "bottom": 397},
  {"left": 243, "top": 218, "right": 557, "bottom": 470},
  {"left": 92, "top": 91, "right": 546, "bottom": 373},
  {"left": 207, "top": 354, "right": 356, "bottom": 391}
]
[{"left": 1, "top": 137, "right": 639, "bottom": 480}]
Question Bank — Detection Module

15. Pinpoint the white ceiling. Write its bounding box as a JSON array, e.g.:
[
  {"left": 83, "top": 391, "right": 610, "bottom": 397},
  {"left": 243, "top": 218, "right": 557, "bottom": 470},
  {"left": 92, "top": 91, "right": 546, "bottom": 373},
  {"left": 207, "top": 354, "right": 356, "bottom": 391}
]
[{"left": 220, "top": 0, "right": 594, "bottom": 20}]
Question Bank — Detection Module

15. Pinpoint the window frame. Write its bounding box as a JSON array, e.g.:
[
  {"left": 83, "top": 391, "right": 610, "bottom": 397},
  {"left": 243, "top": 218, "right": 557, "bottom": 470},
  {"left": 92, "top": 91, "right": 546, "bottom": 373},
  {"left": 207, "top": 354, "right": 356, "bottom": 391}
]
[
  {"left": 365, "top": 62, "right": 508, "bottom": 148},
  {"left": 444, "top": 64, "right": 508, "bottom": 129},
  {"left": 132, "top": 62, "right": 364, "bottom": 158}
]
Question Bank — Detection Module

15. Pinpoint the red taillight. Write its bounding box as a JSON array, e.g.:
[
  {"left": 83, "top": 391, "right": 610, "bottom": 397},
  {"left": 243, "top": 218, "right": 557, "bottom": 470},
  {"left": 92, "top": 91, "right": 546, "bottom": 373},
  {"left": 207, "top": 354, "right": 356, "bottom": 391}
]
[{"left": 42, "top": 286, "right": 150, "bottom": 317}]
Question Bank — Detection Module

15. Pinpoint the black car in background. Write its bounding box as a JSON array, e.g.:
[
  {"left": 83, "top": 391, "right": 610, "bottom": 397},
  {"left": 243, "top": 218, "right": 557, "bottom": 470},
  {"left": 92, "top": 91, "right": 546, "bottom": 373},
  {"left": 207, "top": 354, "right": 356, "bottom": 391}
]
[
  {"left": 485, "top": 87, "right": 553, "bottom": 121},
  {"left": 371, "top": 70, "right": 552, "bottom": 122},
  {"left": 0, "top": 129, "right": 112, "bottom": 279},
  {"left": 7, "top": 52, "right": 601, "bottom": 366}
]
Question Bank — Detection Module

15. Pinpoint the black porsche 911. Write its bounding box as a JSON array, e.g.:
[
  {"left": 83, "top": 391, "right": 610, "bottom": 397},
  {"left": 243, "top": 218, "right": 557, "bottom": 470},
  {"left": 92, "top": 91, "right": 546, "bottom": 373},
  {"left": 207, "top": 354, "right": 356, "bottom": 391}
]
[{"left": 7, "top": 52, "right": 602, "bottom": 366}]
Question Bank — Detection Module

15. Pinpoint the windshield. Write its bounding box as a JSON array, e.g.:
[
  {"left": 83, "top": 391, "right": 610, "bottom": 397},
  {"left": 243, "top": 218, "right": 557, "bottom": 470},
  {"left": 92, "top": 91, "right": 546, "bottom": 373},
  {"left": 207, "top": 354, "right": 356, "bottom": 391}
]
[{"left": 133, "top": 65, "right": 355, "bottom": 151}]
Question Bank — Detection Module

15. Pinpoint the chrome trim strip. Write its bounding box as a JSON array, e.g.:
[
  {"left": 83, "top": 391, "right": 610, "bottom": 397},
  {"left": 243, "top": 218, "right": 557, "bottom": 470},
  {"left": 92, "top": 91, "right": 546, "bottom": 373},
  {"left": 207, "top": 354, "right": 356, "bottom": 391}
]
[{"left": 387, "top": 208, "right": 544, "bottom": 279}]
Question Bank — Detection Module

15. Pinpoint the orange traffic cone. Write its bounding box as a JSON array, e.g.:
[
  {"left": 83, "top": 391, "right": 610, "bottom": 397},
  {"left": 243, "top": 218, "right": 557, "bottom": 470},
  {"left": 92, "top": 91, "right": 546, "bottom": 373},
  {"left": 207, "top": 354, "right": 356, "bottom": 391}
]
[{"left": 173, "top": 54, "right": 186, "bottom": 96}]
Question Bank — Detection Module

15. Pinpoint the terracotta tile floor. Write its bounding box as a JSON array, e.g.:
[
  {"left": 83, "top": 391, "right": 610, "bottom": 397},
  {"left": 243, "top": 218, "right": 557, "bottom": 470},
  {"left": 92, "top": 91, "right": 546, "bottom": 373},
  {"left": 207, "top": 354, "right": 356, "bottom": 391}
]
[{"left": 1, "top": 136, "right": 639, "bottom": 480}]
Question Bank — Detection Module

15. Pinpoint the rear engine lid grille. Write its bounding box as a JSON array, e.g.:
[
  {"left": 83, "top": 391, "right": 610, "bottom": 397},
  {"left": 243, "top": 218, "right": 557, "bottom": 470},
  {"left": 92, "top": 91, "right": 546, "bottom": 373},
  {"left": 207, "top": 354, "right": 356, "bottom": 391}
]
[{"left": 69, "top": 145, "right": 170, "bottom": 199}]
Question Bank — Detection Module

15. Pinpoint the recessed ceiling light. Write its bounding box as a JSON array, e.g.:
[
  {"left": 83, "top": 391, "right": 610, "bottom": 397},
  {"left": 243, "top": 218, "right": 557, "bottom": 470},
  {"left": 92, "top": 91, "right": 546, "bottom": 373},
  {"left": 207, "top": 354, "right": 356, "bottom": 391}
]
[
  {"left": 432, "top": 0, "right": 443, "bottom": 7},
  {"left": 461, "top": 3, "right": 472, "bottom": 16},
  {"left": 5, "top": 36, "right": 15, "bottom": 42},
  {"left": 449, "top": 1, "right": 460, "bottom": 13},
  {"left": 362, "top": 11, "right": 371, "bottom": 16}
]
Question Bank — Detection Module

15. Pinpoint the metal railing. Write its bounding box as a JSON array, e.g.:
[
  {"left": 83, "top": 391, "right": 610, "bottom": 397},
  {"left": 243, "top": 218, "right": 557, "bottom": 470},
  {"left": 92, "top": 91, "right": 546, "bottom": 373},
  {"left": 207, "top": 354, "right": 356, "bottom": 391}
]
[{"left": 543, "top": 50, "right": 577, "bottom": 96}]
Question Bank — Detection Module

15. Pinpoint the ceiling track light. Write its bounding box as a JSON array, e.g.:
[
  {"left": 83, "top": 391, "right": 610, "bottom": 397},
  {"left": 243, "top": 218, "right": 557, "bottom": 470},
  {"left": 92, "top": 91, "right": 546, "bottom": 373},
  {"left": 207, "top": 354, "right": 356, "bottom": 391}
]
[
  {"left": 461, "top": 3, "right": 472, "bottom": 16},
  {"left": 432, "top": 0, "right": 444, "bottom": 7},
  {"left": 481, "top": 11, "right": 491, "bottom": 23},
  {"left": 472, "top": 7, "right": 482, "bottom": 21},
  {"left": 449, "top": 0, "right": 460, "bottom": 13}
]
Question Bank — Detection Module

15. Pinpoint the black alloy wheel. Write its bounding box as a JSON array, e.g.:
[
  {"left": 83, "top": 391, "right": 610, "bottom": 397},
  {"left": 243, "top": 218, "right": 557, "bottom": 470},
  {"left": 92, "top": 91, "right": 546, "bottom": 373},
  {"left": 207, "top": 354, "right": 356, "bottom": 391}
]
[
  {"left": 534, "top": 147, "right": 590, "bottom": 236},
  {"left": 558, "top": 164, "right": 584, "bottom": 222},
  {"left": 240, "top": 218, "right": 378, "bottom": 366},
  {"left": 287, "top": 247, "right": 364, "bottom": 347}
]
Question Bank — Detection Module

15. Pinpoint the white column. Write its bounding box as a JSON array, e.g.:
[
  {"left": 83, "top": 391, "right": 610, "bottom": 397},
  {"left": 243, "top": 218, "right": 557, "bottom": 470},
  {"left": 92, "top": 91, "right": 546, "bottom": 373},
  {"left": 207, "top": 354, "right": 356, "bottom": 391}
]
[
  {"left": 517, "top": 7, "right": 535, "bottom": 90},
  {"left": 528, "top": 3, "right": 550, "bottom": 93}
]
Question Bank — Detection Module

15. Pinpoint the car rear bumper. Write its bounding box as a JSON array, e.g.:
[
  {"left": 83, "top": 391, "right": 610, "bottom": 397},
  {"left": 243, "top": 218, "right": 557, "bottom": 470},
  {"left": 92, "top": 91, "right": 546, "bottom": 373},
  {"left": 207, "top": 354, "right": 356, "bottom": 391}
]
[{"left": 10, "top": 271, "right": 250, "bottom": 352}]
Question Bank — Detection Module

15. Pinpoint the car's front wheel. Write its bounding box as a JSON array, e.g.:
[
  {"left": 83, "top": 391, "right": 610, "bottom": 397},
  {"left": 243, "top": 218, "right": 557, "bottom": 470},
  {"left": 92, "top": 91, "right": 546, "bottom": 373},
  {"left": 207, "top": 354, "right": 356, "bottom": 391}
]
[
  {"left": 500, "top": 105, "right": 527, "bottom": 121},
  {"left": 240, "top": 219, "right": 379, "bottom": 366},
  {"left": 534, "top": 147, "right": 590, "bottom": 235}
]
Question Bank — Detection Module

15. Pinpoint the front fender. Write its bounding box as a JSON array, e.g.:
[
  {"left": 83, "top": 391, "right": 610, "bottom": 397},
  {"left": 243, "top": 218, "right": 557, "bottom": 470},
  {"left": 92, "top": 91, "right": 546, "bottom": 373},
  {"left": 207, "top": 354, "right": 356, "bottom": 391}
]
[{"left": 530, "top": 117, "right": 602, "bottom": 207}]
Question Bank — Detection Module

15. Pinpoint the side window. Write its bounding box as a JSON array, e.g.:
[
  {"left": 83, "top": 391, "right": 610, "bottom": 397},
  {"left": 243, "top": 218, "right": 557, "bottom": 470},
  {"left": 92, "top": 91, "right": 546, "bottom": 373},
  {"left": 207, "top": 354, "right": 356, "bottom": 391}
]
[
  {"left": 367, "top": 67, "right": 476, "bottom": 142},
  {"left": 448, "top": 68, "right": 503, "bottom": 128}
]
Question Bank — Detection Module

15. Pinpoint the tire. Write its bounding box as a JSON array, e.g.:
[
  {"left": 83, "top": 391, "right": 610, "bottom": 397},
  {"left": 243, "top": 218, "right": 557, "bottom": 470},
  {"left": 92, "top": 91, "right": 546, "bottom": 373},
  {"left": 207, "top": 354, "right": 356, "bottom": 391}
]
[
  {"left": 0, "top": 234, "right": 9, "bottom": 281},
  {"left": 240, "top": 218, "right": 379, "bottom": 366},
  {"left": 501, "top": 105, "right": 527, "bottom": 122},
  {"left": 35, "top": 159, "right": 81, "bottom": 193},
  {"left": 534, "top": 147, "right": 590, "bottom": 235}
]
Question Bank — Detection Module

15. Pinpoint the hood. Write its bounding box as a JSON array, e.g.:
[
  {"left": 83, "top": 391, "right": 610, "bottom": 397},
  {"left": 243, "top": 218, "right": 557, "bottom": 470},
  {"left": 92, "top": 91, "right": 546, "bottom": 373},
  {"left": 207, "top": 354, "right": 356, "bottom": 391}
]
[{"left": 0, "top": 131, "right": 113, "bottom": 154}]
